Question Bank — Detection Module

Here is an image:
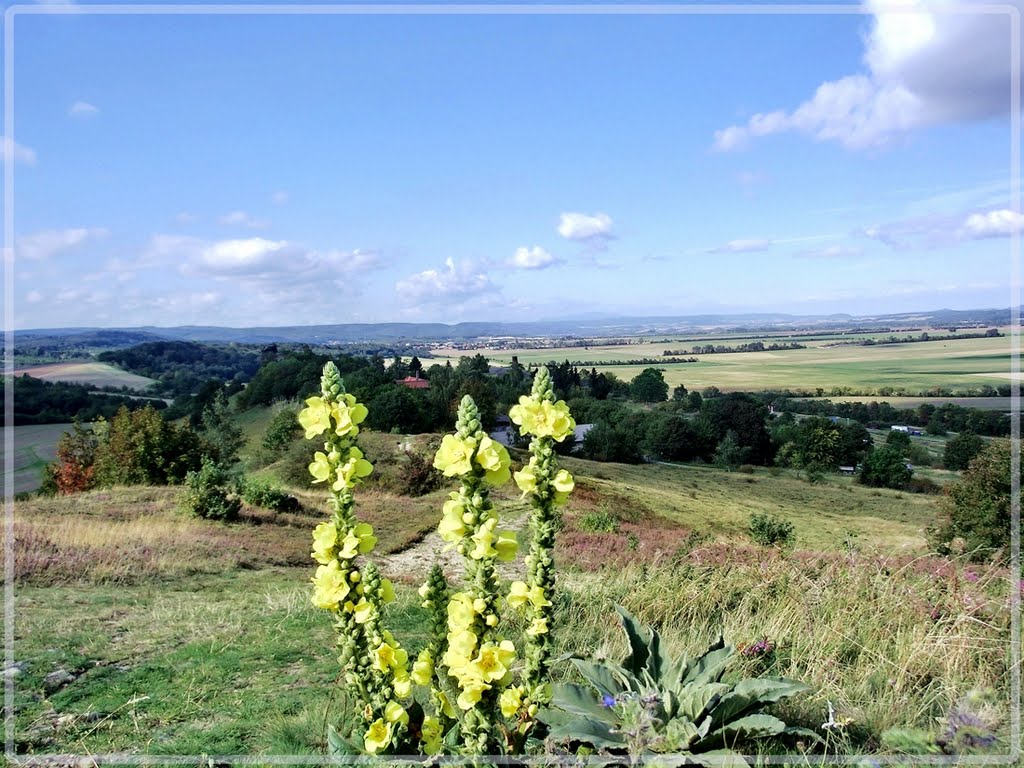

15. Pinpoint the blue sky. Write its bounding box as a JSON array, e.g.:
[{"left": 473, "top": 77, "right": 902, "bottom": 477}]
[{"left": 6, "top": 1, "right": 1022, "bottom": 329}]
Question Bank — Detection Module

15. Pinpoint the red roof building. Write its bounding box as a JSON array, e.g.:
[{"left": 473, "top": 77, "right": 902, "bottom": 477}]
[{"left": 397, "top": 375, "right": 430, "bottom": 389}]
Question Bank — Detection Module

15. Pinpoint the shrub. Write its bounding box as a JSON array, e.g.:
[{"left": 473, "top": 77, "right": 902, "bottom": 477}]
[
  {"left": 906, "top": 476, "right": 942, "bottom": 495},
  {"left": 239, "top": 477, "right": 300, "bottom": 512},
  {"left": 944, "top": 432, "right": 986, "bottom": 471},
  {"left": 262, "top": 403, "right": 301, "bottom": 455},
  {"left": 180, "top": 459, "right": 241, "bottom": 521},
  {"left": 737, "top": 463, "right": 756, "bottom": 474},
  {"left": 858, "top": 446, "right": 912, "bottom": 489},
  {"left": 749, "top": 512, "right": 796, "bottom": 549},
  {"left": 577, "top": 507, "right": 619, "bottom": 534},
  {"left": 931, "top": 440, "right": 1019, "bottom": 562},
  {"left": 396, "top": 450, "right": 443, "bottom": 497}
]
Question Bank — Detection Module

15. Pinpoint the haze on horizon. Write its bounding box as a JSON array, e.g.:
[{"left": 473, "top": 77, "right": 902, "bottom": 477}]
[{"left": 9, "top": 1, "right": 1023, "bottom": 330}]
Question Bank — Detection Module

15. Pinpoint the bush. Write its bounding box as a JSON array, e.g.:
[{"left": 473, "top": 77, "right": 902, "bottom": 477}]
[
  {"left": 931, "top": 440, "right": 1019, "bottom": 562},
  {"left": 577, "top": 506, "right": 619, "bottom": 533},
  {"left": 906, "top": 476, "right": 941, "bottom": 495},
  {"left": 858, "top": 446, "right": 912, "bottom": 489},
  {"left": 239, "top": 477, "right": 300, "bottom": 512},
  {"left": 396, "top": 450, "right": 443, "bottom": 497},
  {"left": 944, "top": 431, "right": 986, "bottom": 471},
  {"left": 749, "top": 512, "right": 795, "bottom": 548},
  {"left": 180, "top": 459, "right": 241, "bottom": 521},
  {"left": 262, "top": 404, "right": 301, "bottom": 456},
  {"left": 737, "top": 463, "right": 756, "bottom": 474}
]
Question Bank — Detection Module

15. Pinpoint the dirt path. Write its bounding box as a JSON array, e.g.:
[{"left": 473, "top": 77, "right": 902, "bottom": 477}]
[{"left": 377, "top": 512, "right": 529, "bottom": 584}]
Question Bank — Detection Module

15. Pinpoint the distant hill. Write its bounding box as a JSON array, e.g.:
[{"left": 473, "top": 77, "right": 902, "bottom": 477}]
[{"left": 14, "top": 307, "right": 1013, "bottom": 347}]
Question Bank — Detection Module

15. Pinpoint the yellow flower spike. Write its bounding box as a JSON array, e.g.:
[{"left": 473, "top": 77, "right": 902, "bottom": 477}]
[
  {"left": 443, "top": 630, "right": 478, "bottom": 671},
  {"left": 510, "top": 396, "right": 576, "bottom": 441},
  {"left": 495, "top": 530, "right": 518, "bottom": 561},
  {"left": 417, "top": 581, "right": 431, "bottom": 599},
  {"left": 384, "top": 700, "right": 409, "bottom": 726},
  {"left": 469, "top": 640, "right": 516, "bottom": 683},
  {"left": 507, "top": 581, "right": 530, "bottom": 609},
  {"left": 457, "top": 680, "right": 491, "bottom": 710},
  {"left": 298, "top": 396, "right": 332, "bottom": 439},
  {"left": 363, "top": 719, "right": 392, "bottom": 754},
  {"left": 332, "top": 452, "right": 373, "bottom": 491},
  {"left": 372, "top": 642, "right": 397, "bottom": 673},
  {"left": 472, "top": 597, "right": 487, "bottom": 614},
  {"left": 499, "top": 686, "right": 524, "bottom": 718},
  {"left": 447, "top": 593, "right": 476, "bottom": 631},
  {"left": 475, "top": 435, "right": 511, "bottom": 485},
  {"left": 411, "top": 650, "right": 433, "bottom": 685},
  {"left": 436, "top": 691, "right": 457, "bottom": 719},
  {"left": 422, "top": 715, "right": 443, "bottom": 755},
  {"left": 513, "top": 460, "right": 538, "bottom": 496},
  {"left": 333, "top": 399, "right": 368, "bottom": 438},
  {"left": 310, "top": 561, "right": 350, "bottom": 610},
  {"left": 469, "top": 518, "right": 498, "bottom": 560},
  {"left": 352, "top": 599, "right": 373, "bottom": 624},
  {"left": 393, "top": 674, "right": 412, "bottom": 699},
  {"left": 485, "top": 613, "right": 498, "bottom": 627},
  {"left": 527, "top": 616, "right": 549, "bottom": 636},
  {"left": 438, "top": 496, "right": 467, "bottom": 542},
  {"left": 354, "top": 522, "right": 377, "bottom": 553},
  {"left": 528, "top": 585, "right": 552, "bottom": 609},
  {"left": 311, "top": 521, "right": 337, "bottom": 565},
  {"left": 308, "top": 451, "right": 333, "bottom": 484},
  {"left": 433, "top": 434, "right": 476, "bottom": 476},
  {"left": 380, "top": 579, "right": 396, "bottom": 604},
  {"left": 552, "top": 469, "right": 575, "bottom": 505}
]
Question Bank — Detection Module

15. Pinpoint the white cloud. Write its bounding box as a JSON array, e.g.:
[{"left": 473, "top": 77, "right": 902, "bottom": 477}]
[
  {"left": 271, "top": 190, "right": 289, "bottom": 206},
  {"left": 509, "top": 245, "right": 558, "bottom": 270},
  {"left": 17, "top": 227, "right": 108, "bottom": 261},
  {"left": 175, "top": 211, "right": 197, "bottom": 224},
  {"left": 862, "top": 206, "right": 1021, "bottom": 248},
  {"left": 795, "top": 245, "right": 865, "bottom": 259},
  {"left": 557, "top": 212, "right": 614, "bottom": 242},
  {"left": 68, "top": 101, "right": 98, "bottom": 118},
  {"left": 218, "top": 210, "right": 270, "bottom": 229},
  {"left": 2, "top": 136, "right": 37, "bottom": 165},
  {"left": 396, "top": 257, "right": 497, "bottom": 306},
  {"left": 154, "top": 234, "right": 386, "bottom": 286},
  {"left": 713, "top": 0, "right": 1021, "bottom": 151},
  {"left": 960, "top": 208, "right": 1024, "bottom": 238},
  {"left": 24, "top": 290, "right": 42, "bottom": 304},
  {"left": 709, "top": 238, "right": 772, "bottom": 254}
]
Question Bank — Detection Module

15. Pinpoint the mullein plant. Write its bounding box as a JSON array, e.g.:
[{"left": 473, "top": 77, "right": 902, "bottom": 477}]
[
  {"left": 304, "top": 365, "right": 577, "bottom": 757},
  {"left": 301, "top": 363, "right": 412, "bottom": 755},
  {"left": 506, "top": 368, "right": 575, "bottom": 721}
]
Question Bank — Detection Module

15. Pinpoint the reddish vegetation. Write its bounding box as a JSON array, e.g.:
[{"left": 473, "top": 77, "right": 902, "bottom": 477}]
[{"left": 558, "top": 518, "right": 694, "bottom": 571}]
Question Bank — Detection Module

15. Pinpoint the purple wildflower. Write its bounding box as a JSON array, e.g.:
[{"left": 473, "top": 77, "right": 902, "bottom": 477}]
[
  {"left": 601, "top": 694, "right": 616, "bottom": 708},
  {"left": 964, "top": 570, "right": 980, "bottom": 583}
]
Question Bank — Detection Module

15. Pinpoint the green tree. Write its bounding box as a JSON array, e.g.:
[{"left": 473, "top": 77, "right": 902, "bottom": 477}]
[
  {"left": 93, "top": 405, "right": 205, "bottom": 486},
  {"left": 262, "top": 404, "right": 301, "bottom": 455},
  {"left": 713, "top": 430, "right": 748, "bottom": 469},
  {"left": 630, "top": 368, "right": 669, "bottom": 403},
  {"left": 791, "top": 417, "right": 841, "bottom": 473},
  {"left": 932, "top": 440, "right": 1019, "bottom": 562},
  {"left": 199, "top": 392, "right": 244, "bottom": 466},
  {"left": 944, "top": 432, "right": 986, "bottom": 471},
  {"left": 885, "top": 429, "right": 912, "bottom": 453},
  {"left": 368, "top": 385, "right": 428, "bottom": 433},
  {"left": 857, "top": 446, "right": 911, "bottom": 489},
  {"left": 671, "top": 384, "right": 688, "bottom": 402},
  {"left": 409, "top": 356, "right": 423, "bottom": 377}
]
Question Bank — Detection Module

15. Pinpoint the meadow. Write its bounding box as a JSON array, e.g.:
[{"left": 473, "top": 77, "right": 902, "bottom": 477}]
[
  {"left": 12, "top": 362, "right": 156, "bottom": 391},
  {"left": 430, "top": 333, "right": 1015, "bottom": 394},
  {"left": 7, "top": 428, "right": 1015, "bottom": 760}
]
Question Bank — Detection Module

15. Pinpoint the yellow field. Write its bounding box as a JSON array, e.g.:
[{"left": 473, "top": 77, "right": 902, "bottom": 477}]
[{"left": 428, "top": 333, "right": 1016, "bottom": 393}]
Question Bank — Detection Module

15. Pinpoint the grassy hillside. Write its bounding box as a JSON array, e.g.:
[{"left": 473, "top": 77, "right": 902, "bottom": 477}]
[{"left": 8, "top": 429, "right": 1011, "bottom": 759}]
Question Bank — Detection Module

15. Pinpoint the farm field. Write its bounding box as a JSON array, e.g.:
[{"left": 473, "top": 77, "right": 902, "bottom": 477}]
[
  {"left": 431, "top": 334, "right": 1015, "bottom": 393},
  {"left": 12, "top": 362, "right": 156, "bottom": 391},
  {"left": 2, "top": 423, "right": 72, "bottom": 495},
  {"left": 799, "top": 395, "right": 1012, "bottom": 411},
  {"left": 7, "top": 436, "right": 1012, "bottom": 759}
]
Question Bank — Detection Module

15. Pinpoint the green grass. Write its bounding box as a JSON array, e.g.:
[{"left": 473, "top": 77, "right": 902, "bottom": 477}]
[{"left": 8, "top": 431, "right": 1012, "bottom": 760}]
